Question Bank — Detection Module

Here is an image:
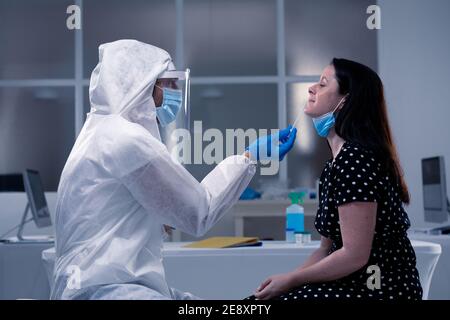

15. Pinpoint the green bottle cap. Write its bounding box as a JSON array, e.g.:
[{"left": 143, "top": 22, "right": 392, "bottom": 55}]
[{"left": 288, "top": 192, "right": 306, "bottom": 205}]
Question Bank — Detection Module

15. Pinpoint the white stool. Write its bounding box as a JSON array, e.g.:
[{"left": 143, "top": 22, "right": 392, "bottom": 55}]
[{"left": 411, "top": 240, "right": 441, "bottom": 300}]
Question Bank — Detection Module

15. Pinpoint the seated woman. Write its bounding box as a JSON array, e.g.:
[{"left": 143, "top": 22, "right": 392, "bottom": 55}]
[{"left": 245, "top": 58, "right": 422, "bottom": 301}]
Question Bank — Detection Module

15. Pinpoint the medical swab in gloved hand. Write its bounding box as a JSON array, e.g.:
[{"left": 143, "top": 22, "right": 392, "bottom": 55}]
[
  {"left": 247, "top": 126, "right": 297, "bottom": 161},
  {"left": 276, "top": 114, "right": 300, "bottom": 146},
  {"left": 289, "top": 112, "right": 301, "bottom": 135}
]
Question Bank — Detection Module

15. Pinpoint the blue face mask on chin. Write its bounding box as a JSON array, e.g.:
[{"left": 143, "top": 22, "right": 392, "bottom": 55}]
[
  {"left": 155, "top": 86, "right": 183, "bottom": 127},
  {"left": 312, "top": 95, "right": 348, "bottom": 137}
]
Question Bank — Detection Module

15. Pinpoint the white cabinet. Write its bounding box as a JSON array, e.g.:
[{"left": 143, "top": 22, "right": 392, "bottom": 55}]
[
  {"left": 232, "top": 199, "right": 319, "bottom": 240},
  {"left": 170, "top": 199, "right": 319, "bottom": 241}
]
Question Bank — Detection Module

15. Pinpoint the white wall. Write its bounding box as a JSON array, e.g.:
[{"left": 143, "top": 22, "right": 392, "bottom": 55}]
[{"left": 378, "top": 0, "right": 450, "bottom": 228}]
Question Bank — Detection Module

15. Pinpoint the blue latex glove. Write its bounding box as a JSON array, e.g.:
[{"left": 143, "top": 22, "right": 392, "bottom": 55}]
[{"left": 247, "top": 125, "right": 297, "bottom": 161}]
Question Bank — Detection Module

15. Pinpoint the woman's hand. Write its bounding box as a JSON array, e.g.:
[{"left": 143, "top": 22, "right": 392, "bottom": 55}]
[{"left": 254, "top": 272, "right": 296, "bottom": 300}]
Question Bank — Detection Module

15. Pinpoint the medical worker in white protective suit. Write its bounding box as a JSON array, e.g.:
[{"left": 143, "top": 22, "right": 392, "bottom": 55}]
[{"left": 50, "top": 39, "right": 297, "bottom": 300}]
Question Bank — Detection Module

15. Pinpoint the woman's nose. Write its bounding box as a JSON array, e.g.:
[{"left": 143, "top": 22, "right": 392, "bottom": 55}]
[{"left": 308, "top": 86, "right": 315, "bottom": 95}]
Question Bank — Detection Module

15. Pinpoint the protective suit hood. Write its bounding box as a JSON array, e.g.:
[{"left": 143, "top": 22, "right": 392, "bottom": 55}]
[{"left": 88, "top": 39, "right": 175, "bottom": 140}]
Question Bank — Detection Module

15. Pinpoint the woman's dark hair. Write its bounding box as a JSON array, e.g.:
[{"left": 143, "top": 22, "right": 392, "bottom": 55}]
[{"left": 332, "top": 58, "right": 410, "bottom": 204}]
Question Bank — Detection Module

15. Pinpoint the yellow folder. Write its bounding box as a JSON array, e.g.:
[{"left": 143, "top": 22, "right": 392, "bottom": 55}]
[{"left": 184, "top": 237, "right": 260, "bottom": 248}]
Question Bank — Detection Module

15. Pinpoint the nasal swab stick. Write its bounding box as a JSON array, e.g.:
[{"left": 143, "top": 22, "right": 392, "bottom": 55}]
[{"left": 290, "top": 112, "right": 301, "bottom": 134}]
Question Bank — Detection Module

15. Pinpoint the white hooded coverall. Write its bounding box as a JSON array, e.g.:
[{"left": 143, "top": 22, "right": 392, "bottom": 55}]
[{"left": 50, "top": 40, "right": 256, "bottom": 300}]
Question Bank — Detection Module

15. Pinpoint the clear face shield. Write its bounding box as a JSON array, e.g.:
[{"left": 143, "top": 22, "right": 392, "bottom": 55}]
[{"left": 155, "top": 68, "right": 190, "bottom": 147}]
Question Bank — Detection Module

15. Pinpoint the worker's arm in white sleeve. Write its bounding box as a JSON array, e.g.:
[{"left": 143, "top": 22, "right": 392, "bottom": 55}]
[{"left": 113, "top": 133, "right": 256, "bottom": 237}]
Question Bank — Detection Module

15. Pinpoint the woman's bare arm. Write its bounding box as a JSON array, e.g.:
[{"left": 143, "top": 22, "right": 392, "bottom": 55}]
[
  {"left": 296, "top": 236, "right": 332, "bottom": 270},
  {"left": 289, "top": 201, "right": 377, "bottom": 286},
  {"left": 254, "top": 201, "right": 377, "bottom": 300}
]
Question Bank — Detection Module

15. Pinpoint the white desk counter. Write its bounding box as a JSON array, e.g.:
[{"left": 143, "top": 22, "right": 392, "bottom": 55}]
[
  {"left": 39, "top": 240, "right": 440, "bottom": 300},
  {"left": 0, "top": 241, "right": 54, "bottom": 300},
  {"left": 163, "top": 242, "right": 319, "bottom": 299}
]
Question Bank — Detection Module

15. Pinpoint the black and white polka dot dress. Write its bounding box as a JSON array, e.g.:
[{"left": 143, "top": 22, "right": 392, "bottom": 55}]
[{"left": 246, "top": 141, "right": 422, "bottom": 301}]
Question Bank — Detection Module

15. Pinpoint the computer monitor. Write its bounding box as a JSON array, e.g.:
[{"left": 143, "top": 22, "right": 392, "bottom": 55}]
[
  {"left": 22, "top": 169, "right": 52, "bottom": 228},
  {"left": 422, "top": 156, "right": 449, "bottom": 223}
]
